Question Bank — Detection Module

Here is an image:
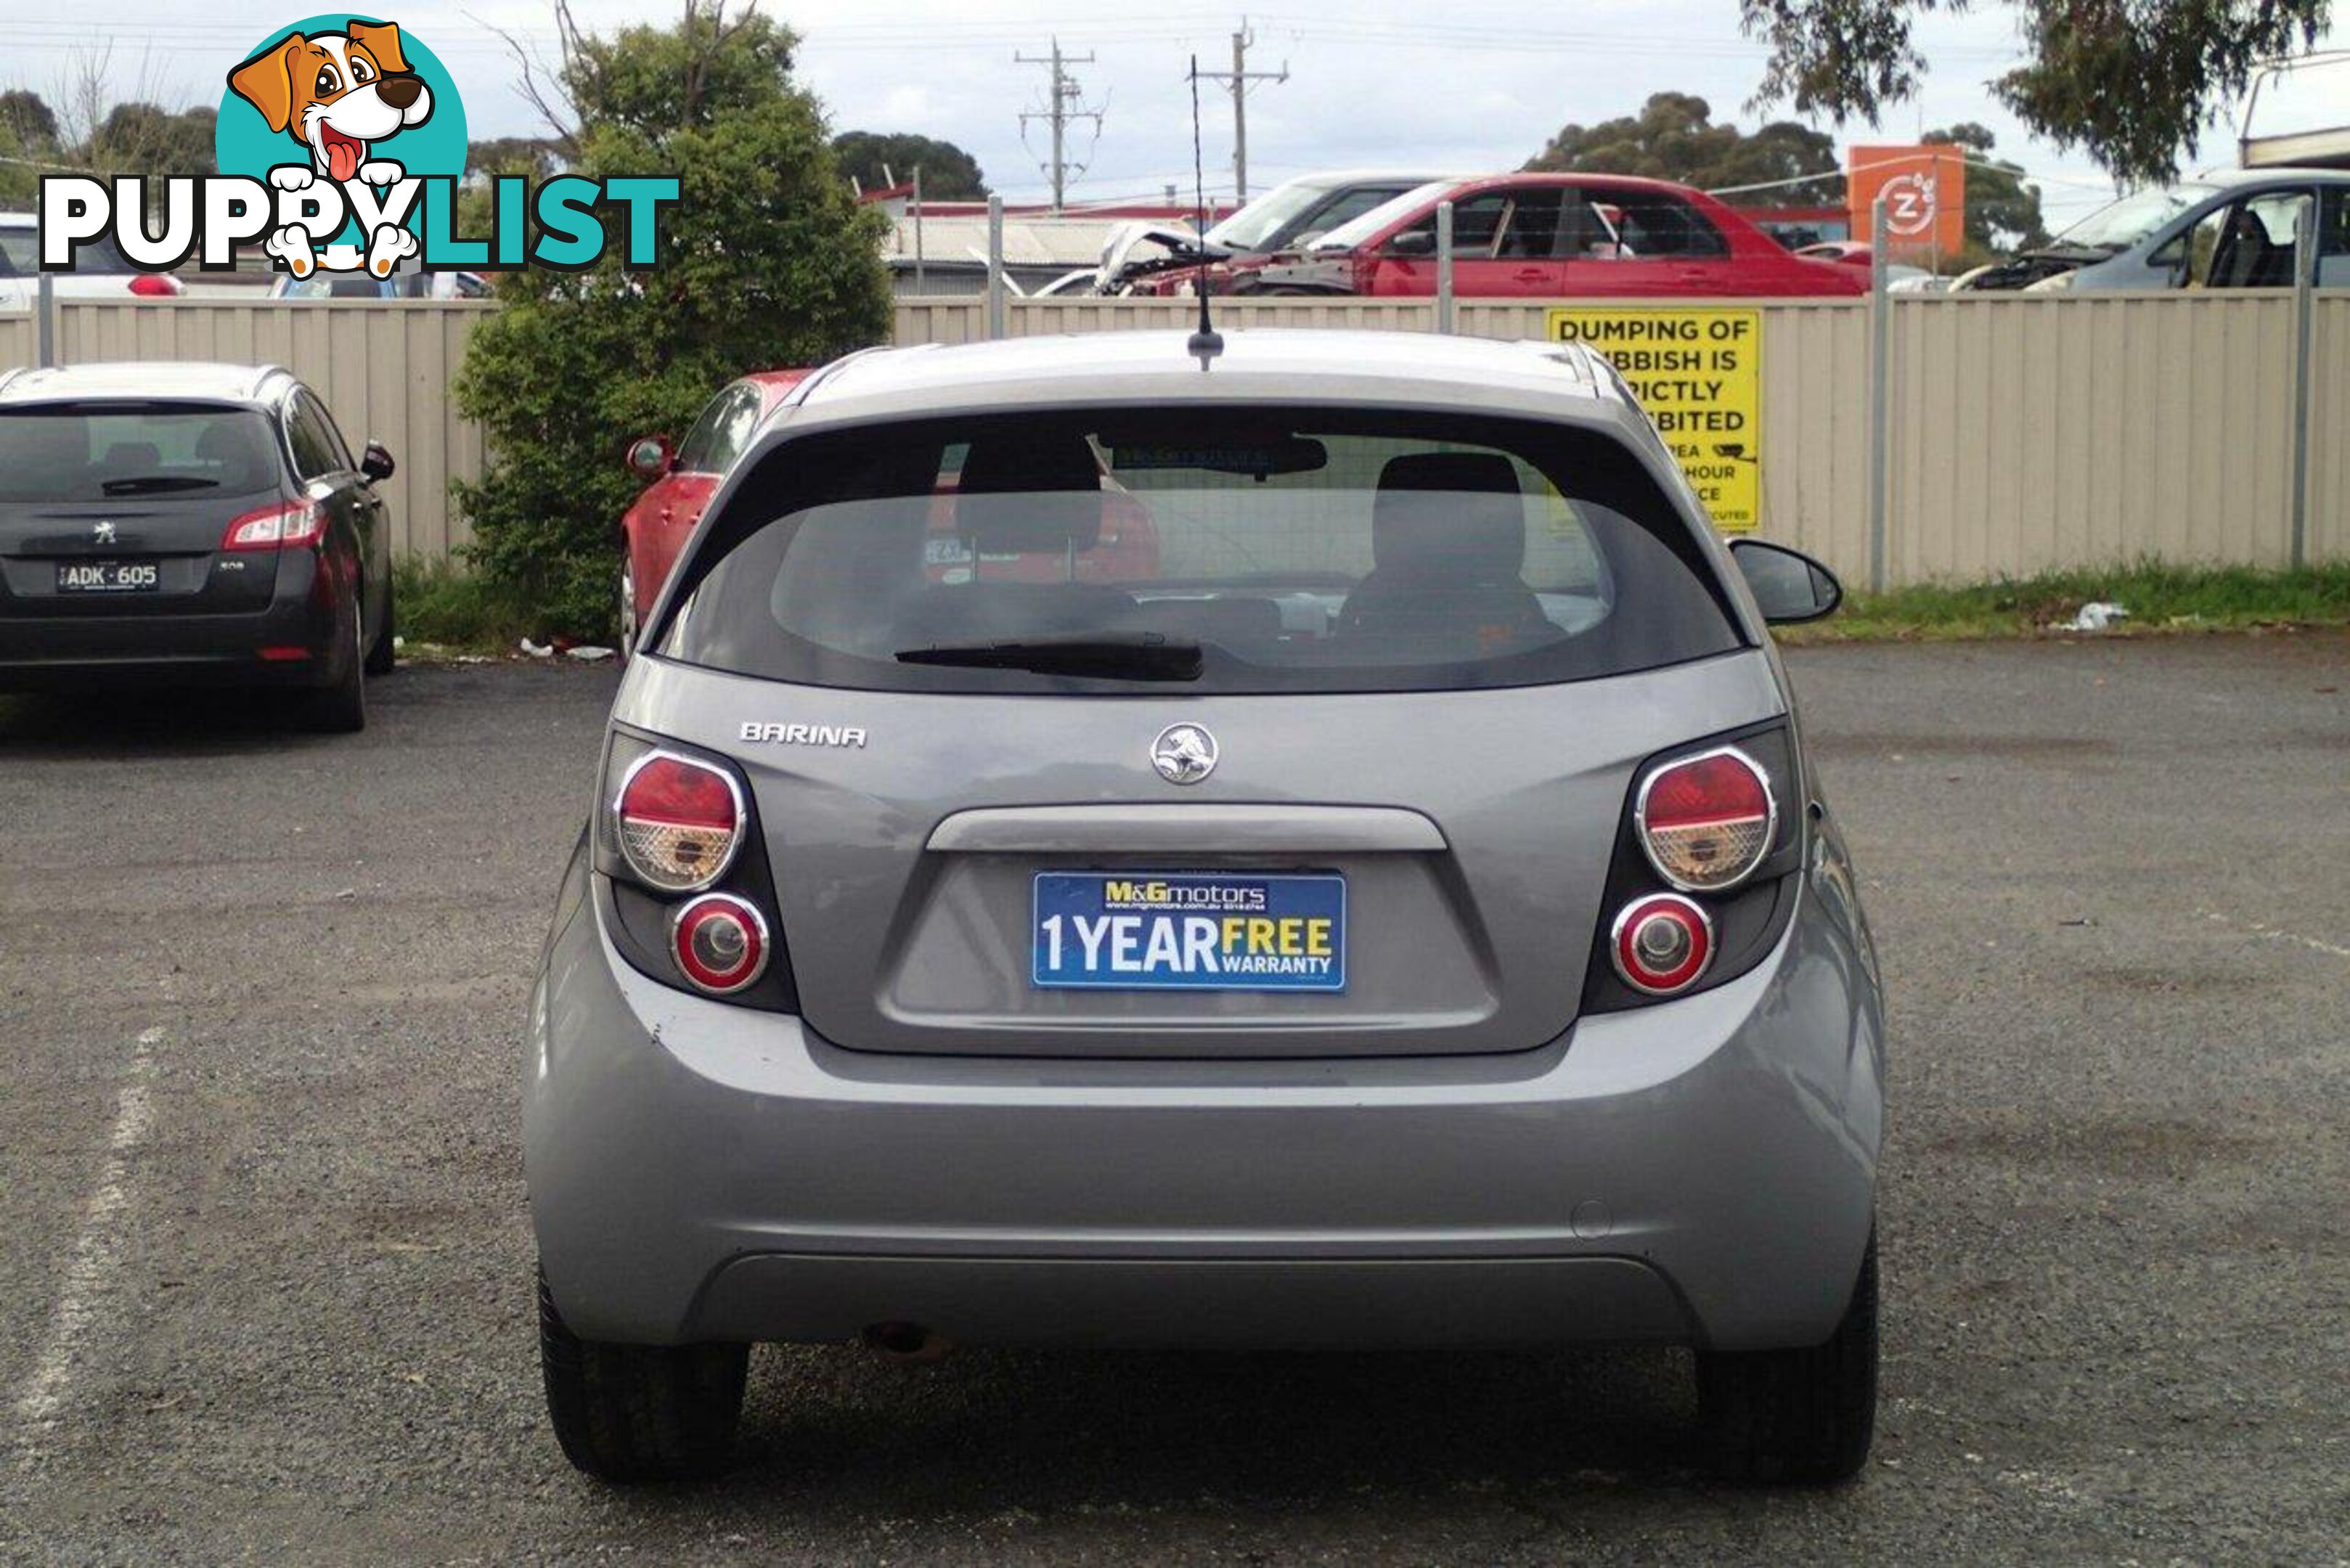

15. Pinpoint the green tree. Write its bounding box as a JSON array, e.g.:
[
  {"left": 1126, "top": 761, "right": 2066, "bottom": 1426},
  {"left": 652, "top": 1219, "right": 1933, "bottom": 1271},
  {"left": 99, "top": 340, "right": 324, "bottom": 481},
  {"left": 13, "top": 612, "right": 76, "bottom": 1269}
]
[
  {"left": 1741, "top": 0, "right": 2330, "bottom": 184},
  {"left": 453, "top": 1, "right": 892, "bottom": 637},
  {"left": 831, "top": 131, "right": 988, "bottom": 198},
  {"left": 1922, "top": 122, "right": 2048, "bottom": 254},
  {"left": 0, "top": 89, "right": 58, "bottom": 152},
  {"left": 83, "top": 103, "right": 216, "bottom": 181},
  {"left": 1526, "top": 91, "right": 1839, "bottom": 197}
]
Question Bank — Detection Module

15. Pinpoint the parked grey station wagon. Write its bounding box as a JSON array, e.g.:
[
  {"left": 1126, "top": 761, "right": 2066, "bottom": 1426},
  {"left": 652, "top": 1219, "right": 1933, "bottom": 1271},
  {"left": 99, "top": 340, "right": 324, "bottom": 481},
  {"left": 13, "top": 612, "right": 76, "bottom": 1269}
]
[{"left": 527, "top": 329, "right": 1888, "bottom": 1485}]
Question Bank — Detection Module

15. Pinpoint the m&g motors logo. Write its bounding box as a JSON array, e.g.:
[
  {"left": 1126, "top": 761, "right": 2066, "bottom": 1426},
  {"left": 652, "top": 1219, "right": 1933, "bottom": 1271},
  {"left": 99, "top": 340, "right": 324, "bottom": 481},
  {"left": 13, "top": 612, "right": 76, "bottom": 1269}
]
[{"left": 38, "top": 13, "right": 677, "bottom": 279}]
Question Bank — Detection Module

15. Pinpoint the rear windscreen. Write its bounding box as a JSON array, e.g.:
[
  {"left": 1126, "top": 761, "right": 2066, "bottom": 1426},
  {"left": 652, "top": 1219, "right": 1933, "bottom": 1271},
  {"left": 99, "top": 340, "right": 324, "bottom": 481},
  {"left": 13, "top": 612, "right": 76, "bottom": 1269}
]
[
  {"left": 655, "top": 408, "right": 1744, "bottom": 695},
  {"left": 0, "top": 404, "right": 284, "bottom": 502}
]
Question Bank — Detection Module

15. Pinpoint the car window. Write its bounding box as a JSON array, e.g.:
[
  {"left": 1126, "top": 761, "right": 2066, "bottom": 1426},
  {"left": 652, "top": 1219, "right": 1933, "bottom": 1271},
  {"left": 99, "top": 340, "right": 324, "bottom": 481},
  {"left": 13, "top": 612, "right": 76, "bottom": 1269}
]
[
  {"left": 0, "top": 227, "right": 136, "bottom": 277},
  {"left": 2184, "top": 191, "right": 2309, "bottom": 287},
  {"left": 0, "top": 403, "right": 283, "bottom": 501},
  {"left": 1302, "top": 185, "right": 1416, "bottom": 241},
  {"left": 1605, "top": 192, "right": 1729, "bottom": 259},
  {"left": 2321, "top": 188, "right": 2349, "bottom": 257},
  {"left": 674, "top": 385, "right": 745, "bottom": 473},
  {"left": 703, "top": 385, "right": 767, "bottom": 473},
  {"left": 306, "top": 391, "right": 358, "bottom": 472},
  {"left": 285, "top": 393, "right": 344, "bottom": 480},
  {"left": 657, "top": 407, "right": 1742, "bottom": 696}
]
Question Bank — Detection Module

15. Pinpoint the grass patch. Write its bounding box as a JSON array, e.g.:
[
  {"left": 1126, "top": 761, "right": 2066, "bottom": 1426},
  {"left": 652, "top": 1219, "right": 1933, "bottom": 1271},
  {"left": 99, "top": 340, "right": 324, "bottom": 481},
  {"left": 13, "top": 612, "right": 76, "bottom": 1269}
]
[
  {"left": 391, "top": 557, "right": 538, "bottom": 653},
  {"left": 1781, "top": 561, "right": 2350, "bottom": 644}
]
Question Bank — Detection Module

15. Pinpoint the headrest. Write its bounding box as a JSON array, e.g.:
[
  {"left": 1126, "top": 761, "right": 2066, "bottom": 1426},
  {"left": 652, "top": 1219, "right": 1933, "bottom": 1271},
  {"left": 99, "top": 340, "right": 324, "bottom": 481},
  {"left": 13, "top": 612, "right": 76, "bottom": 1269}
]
[
  {"left": 955, "top": 434, "right": 1104, "bottom": 555},
  {"left": 194, "top": 423, "right": 264, "bottom": 490},
  {"left": 1371, "top": 452, "right": 1527, "bottom": 581},
  {"left": 98, "top": 441, "right": 161, "bottom": 475}
]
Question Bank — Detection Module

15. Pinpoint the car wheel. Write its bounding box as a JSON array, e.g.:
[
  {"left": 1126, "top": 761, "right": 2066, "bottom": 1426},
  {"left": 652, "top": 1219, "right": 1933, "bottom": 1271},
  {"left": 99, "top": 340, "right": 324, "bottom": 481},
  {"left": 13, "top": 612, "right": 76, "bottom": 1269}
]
[
  {"left": 618, "top": 560, "right": 639, "bottom": 661},
  {"left": 364, "top": 573, "right": 396, "bottom": 676},
  {"left": 1697, "top": 1227, "right": 1878, "bottom": 1484},
  {"left": 298, "top": 601, "right": 367, "bottom": 734},
  {"left": 538, "top": 1266, "right": 748, "bottom": 1484}
]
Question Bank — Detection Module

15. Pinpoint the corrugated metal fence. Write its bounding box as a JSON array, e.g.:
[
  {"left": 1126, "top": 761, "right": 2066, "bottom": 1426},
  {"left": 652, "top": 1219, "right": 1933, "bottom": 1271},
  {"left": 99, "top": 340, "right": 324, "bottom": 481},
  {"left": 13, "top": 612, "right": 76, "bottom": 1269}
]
[{"left": 4, "top": 292, "right": 2343, "bottom": 583}]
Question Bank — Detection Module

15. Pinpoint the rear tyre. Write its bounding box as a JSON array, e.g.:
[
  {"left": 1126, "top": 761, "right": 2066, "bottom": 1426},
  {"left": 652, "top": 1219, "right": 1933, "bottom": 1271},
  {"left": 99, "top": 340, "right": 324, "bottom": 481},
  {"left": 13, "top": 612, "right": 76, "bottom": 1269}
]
[
  {"left": 537, "top": 1267, "right": 748, "bottom": 1484},
  {"left": 1697, "top": 1228, "right": 1878, "bottom": 1485},
  {"left": 298, "top": 604, "right": 367, "bottom": 734},
  {"left": 364, "top": 575, "right": 396, "bottom": 675}
]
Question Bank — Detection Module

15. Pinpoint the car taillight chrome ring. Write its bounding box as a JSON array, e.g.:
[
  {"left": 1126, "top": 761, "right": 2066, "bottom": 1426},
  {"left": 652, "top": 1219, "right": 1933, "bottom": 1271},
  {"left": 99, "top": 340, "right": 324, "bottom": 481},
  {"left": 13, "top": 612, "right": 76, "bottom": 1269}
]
[
  {"left": 669, "top": 893, "right": 770, "bottom": 995},
  {"left": 613, "top": 748, "right": 747, "bottom": 893},
  {"left": 1609, "top": 893, "right": 1715, "bottom": 996},
  {"left": 1632, "top": 743, "right": 1779, "bottom": 894}
]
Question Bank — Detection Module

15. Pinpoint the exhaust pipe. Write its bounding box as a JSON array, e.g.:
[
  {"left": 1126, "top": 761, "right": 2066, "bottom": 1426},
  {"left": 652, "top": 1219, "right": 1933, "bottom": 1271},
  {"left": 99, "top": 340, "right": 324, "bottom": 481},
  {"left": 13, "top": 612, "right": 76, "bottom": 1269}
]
[{"left": 862, "top": 1321, "right": 954, "bottom": 1363}]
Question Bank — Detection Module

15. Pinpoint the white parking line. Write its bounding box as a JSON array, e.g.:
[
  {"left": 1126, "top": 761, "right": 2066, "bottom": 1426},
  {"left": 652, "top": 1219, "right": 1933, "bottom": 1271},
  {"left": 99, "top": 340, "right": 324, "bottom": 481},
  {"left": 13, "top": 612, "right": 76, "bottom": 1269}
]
[
  {"left": 9, "top": 1027, "right": 160, "bottom": 1447},
  {"left": 2198, "top": 909, "right": 2350, "bottom": 962}
]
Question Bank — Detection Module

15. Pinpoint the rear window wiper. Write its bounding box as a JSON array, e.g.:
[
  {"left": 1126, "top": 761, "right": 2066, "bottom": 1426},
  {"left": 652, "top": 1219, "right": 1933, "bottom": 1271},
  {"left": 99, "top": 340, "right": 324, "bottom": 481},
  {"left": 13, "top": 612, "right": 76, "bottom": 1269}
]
[
  {"left": 896, "top": 632, "right": 1204, "bottom": 682},
  {"left": 99, "top": 475, "right": 218, "bottom": 495}
]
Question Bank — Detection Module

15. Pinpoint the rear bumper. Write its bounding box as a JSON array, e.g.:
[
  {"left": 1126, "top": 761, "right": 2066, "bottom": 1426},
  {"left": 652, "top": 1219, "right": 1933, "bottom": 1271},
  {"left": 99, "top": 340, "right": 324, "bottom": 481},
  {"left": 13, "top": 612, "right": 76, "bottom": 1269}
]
[
  {"left": 527, "top": 879, "right": 1885, "bottom": 1354},
  {"left": 0, "top": 558, "right": 341, "bottom": 689}
]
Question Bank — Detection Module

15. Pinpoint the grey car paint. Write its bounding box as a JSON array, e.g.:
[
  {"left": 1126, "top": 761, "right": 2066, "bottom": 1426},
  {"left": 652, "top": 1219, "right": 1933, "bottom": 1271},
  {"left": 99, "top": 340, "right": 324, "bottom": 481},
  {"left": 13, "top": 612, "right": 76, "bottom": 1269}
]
[{"left": 529, "top": 330, "right": 1884, "bottom": 1357}]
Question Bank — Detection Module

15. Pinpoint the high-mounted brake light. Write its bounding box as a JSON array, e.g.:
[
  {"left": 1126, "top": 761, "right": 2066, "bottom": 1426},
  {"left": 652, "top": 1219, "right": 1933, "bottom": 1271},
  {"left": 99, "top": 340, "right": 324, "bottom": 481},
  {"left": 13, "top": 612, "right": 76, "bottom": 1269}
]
[
  {"left": 614, "top": 751, "right": 744, "bottom": 892},
  {"left": 1635, "top": 746, "right": 1775, "bottom": 892},
  {"left": 671, "top": 893, "right": 769, "bottom": 995},
  {"left": 1611, "top": 893, "right": 1713, "bottom": 996},
  {"left": 222, "top": 499, "right": 327, "bottom": 552}
]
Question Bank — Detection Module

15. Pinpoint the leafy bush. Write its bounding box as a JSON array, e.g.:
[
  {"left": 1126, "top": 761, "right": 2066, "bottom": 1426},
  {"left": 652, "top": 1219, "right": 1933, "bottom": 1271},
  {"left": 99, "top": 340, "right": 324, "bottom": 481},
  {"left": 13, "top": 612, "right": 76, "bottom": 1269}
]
[{"left": 453, "top": 9, "right": 892, "bottom": 638}]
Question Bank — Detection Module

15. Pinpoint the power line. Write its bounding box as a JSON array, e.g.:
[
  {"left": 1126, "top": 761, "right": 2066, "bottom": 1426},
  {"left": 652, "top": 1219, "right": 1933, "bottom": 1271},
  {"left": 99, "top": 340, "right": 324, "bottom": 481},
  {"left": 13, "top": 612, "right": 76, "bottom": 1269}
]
[
  {"left": 1014, "top": 38, "right": 1106, "bottom": 212},
  {"left": 1187, "top": 17, "right": 1288, "bottom": 200}
]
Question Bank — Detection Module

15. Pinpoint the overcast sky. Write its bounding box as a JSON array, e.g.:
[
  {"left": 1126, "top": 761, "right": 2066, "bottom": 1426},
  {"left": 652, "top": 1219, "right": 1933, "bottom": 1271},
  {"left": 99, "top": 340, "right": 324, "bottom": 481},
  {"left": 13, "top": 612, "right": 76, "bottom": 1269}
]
[{"left": 7, "top": 1, "right": 2341, "bottom": 224}]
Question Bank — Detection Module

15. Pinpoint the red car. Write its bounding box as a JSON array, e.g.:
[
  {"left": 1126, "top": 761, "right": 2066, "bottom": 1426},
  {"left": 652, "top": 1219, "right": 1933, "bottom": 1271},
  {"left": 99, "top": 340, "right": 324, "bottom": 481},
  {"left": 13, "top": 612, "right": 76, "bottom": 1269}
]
[
  {"left": 619, "top": 370, "right": 811, "bottom": 655},
  {"left": 1175, "top": 173, "right": 1866, "bottom": 298}
]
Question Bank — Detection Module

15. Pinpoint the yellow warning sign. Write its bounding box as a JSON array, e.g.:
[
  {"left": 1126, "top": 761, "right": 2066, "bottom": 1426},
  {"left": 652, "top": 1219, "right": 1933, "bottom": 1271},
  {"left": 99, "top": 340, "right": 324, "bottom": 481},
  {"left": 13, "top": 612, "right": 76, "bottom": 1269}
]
[{"left": 1546, "top": 306, "right": 1762, "bottom": 532}]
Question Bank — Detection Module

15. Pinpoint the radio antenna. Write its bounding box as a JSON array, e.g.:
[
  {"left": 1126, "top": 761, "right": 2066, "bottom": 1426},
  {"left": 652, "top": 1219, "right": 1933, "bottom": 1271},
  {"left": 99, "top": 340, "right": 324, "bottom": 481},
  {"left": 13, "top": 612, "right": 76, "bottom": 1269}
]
[{"left": 1185, "top": 54, "right": 1223, "bottom": 364}]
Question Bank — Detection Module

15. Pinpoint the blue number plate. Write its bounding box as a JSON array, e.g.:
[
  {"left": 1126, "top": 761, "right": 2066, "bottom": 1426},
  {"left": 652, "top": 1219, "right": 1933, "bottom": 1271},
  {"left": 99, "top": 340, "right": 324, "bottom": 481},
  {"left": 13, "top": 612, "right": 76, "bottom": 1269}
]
[{"left": 1032, "top": 873, "right": 1347, "bottom": 992}]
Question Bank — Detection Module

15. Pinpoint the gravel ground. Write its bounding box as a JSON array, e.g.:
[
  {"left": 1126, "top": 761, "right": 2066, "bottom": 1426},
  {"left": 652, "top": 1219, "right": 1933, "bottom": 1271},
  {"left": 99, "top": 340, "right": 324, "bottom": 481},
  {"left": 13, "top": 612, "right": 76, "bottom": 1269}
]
[{"left": 1, "top": 636, "right": 2344, "bottom": 1564}]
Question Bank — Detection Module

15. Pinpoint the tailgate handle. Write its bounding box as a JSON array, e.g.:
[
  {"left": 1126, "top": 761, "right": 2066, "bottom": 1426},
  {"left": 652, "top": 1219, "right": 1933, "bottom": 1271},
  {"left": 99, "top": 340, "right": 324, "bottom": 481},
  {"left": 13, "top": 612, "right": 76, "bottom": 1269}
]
[{"left": 926, "top": 804, "right": 1448, "bottom": 854}]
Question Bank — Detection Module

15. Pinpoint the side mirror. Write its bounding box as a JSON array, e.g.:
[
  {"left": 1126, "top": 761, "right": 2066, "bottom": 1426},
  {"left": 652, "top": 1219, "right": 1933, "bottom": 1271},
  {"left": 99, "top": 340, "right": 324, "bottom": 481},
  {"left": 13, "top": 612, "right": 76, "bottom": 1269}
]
[
  {"left": 359, "top": 440, "right": 396, "bottom": 482},
  {"left": 626, "top": 434, "right": 674, "bottom": 481},
  {"left": 1385, "top": 229, "right": 1436, "bottom": 258},
  {"left": 1729, "top": 538, "right": 1843, "bottom": 625}
]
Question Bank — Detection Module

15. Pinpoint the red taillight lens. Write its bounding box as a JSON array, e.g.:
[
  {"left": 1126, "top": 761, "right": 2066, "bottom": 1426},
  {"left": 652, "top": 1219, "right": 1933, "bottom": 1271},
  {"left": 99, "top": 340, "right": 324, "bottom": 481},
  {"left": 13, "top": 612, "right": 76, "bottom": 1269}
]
[
  {"left": 671, "top": 893, "right": 768, "bottom": 995},
  {"left": 1636, "top": 746, "right": 1775, "bottom": 891},
  {"left": 222, "top": 499, "right": 326, "bottom": 552},
  {"left": 1611, "top": 893, "right": 1713, "bottom": 995},
  {"left": 615, "top": 751, "right": 742, "bottom": 891},
  {"left": 127, "top": 273, "right": 182, "bottom": 297}
]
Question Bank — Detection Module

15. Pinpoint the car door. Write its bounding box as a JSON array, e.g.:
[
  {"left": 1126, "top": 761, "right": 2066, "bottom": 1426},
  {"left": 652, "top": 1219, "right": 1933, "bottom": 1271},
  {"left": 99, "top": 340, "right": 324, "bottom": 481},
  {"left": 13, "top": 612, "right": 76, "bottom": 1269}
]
[
  {"left": 304, "top": 388, "right": 392, "bottom": 629},
  {"left": 1360, "top": 188, "right": 1570, "bottom": 295},
  {"left": 283, "top": 391, "right": 367, "bottom": 626},
  {"left": 1563, "top": 189, "right": 1737, "bottom": 295}
]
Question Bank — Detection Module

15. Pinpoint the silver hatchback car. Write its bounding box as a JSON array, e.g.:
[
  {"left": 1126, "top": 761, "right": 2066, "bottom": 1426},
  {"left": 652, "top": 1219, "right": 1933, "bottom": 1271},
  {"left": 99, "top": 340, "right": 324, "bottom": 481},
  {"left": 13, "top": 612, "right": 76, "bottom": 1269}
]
[{"left": 527, "top": 330, "right": 1886, "bottom": 1485}]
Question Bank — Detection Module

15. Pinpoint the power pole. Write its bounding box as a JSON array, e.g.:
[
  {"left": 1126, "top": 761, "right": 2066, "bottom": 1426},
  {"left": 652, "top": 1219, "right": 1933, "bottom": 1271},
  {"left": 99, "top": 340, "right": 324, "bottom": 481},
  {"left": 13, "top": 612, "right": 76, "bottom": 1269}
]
[
  {"left": 1015, "top": 38, "right": 1103, "bottom": 212},
  {"left": 1189, "top": 19, "right": 1287, "bottom": 201}
]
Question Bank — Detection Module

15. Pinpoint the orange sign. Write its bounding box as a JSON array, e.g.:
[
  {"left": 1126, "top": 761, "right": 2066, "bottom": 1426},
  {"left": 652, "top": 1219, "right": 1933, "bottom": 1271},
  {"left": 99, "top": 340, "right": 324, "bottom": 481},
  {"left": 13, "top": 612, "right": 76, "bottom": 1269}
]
[{"left": 1848, "top": 144, "right": 1967, "bottom": 259}]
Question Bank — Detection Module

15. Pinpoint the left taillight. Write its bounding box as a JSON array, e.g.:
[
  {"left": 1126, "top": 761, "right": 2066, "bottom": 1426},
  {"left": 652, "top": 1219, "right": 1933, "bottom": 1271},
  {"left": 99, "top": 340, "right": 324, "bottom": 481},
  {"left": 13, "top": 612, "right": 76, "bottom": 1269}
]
[
  {"left": 223, "top": 499, "right": 327, "bottom": 552},
  {"left": 613, "top": 750, "right": 743, "bottom": 892}
]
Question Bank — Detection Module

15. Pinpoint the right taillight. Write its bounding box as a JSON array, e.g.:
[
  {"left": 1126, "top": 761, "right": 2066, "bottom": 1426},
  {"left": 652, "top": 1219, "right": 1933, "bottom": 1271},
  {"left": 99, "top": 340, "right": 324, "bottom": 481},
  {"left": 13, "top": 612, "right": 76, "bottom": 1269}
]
[
  {"left": 613, "top": 751, "right": 743, "bottom": 892},
  {"left": 670, "top": 893, "right": 769, "bottom": 995},
  {"left": 1634, "top": 746, "right": 1775, "bottom": 893},
  {"left": 1611, "top": 893, "right": 1714, "bottom": 995},
  {"left": 222, "top": 499, "right": 327, "bottom": 552}
]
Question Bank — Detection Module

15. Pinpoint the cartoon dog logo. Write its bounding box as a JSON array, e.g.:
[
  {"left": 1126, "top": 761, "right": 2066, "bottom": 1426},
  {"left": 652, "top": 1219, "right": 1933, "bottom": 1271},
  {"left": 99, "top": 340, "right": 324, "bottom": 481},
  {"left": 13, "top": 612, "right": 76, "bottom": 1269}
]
[{"left": 227, "top": 21, "right": 433, "bottom": 279}]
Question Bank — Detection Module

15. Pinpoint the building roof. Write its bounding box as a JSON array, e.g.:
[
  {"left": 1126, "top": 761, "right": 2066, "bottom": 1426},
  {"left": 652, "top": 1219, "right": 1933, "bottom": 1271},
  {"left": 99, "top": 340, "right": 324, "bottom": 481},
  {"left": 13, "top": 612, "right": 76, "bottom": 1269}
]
[
  {"left": 0, "top": 361, "right": 292, "bottom": 406},
  {"left": 775, "top": 329, "right": 1631, "bottom": 435}
]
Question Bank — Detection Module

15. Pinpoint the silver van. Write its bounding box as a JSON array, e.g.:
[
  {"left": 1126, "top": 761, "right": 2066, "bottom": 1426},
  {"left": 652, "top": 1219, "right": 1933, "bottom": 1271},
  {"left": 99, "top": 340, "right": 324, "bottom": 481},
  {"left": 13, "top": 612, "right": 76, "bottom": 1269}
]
[{"left": 526, "top": 330, "right": 1887, "bottom": 1485}]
